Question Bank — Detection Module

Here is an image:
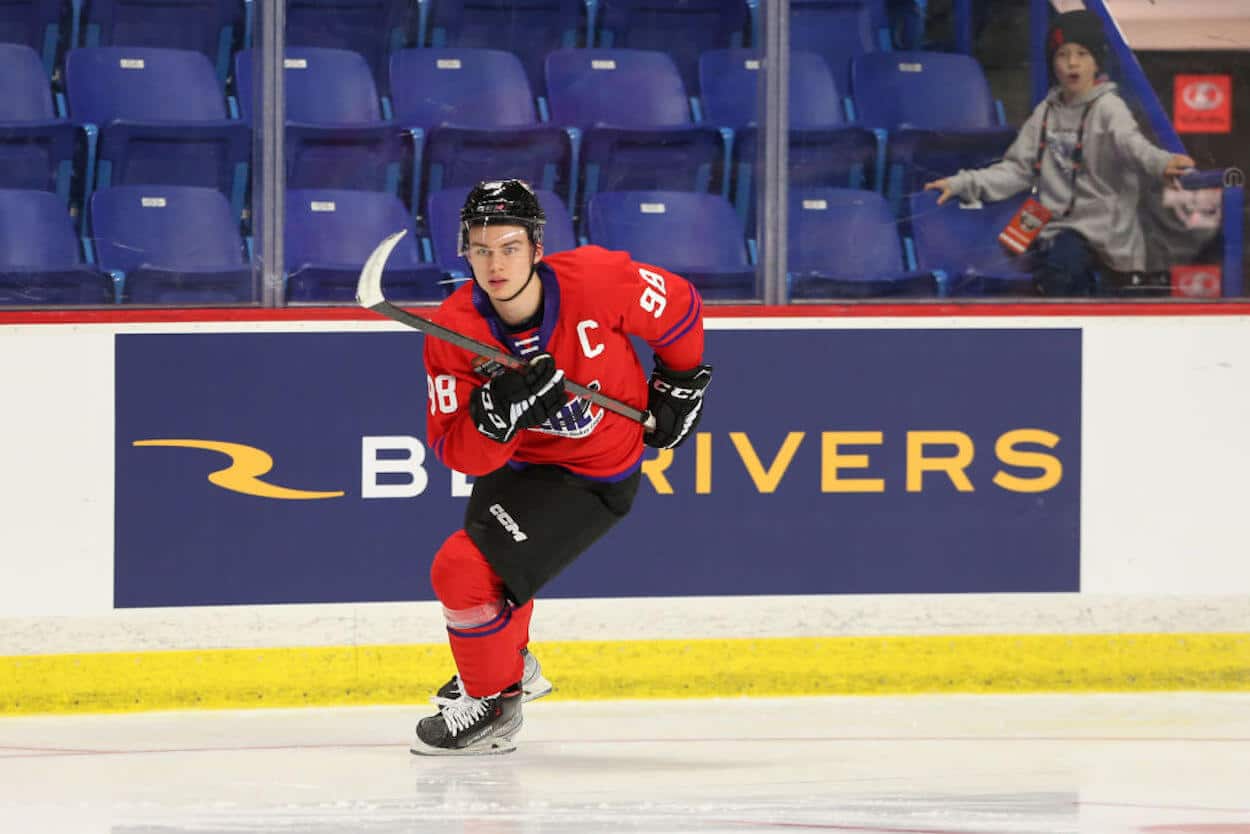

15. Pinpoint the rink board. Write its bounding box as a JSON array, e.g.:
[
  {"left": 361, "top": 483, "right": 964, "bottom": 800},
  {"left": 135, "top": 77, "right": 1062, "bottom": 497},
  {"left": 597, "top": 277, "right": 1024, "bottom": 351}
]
[
  {"left": 112, "top": 328, "right": 1081, "bottom": 608},
  {"left": 2, "top": 310, "right": 1249, "bottom": 713}
]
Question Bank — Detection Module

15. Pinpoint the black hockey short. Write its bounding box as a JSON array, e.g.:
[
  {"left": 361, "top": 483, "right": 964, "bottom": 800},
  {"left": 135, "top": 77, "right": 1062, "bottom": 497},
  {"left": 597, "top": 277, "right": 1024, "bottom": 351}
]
[{"left": 464, "top": 463, "right": 641, "bottom": 606}]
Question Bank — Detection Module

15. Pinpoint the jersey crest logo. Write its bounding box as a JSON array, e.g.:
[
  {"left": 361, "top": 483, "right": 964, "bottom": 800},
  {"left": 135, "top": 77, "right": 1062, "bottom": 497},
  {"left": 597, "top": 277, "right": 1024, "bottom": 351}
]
[{"left": 533, "top": 382, "right": 605, "bottom": 439}]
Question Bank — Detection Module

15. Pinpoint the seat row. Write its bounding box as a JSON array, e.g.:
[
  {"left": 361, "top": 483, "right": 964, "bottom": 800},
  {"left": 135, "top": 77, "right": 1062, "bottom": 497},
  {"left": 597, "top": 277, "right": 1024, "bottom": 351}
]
[
  {"left": 2, "top": 0, "right": 244, "bottom": 79},
  {"left": 0, "top": 42, "right": 1012, "bottom": 232},
  {"left": 0, "top": 185, "right": 1035, "bottom": 306},
  {"left": 583, "top": 187, "right": 1035, "bottom": 300},
  {"left": 2, "top": 0, "right": 895, "bottom": 95}
]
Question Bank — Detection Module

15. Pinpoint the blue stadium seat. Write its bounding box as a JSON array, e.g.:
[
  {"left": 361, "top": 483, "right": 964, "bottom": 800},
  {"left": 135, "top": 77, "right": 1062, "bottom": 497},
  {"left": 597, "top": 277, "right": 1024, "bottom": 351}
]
[
  {"left": 389, "top": 48, "right": 572, "bottom": 216},
  {"left": 593, "top": 0, "right": 748, "bottom": 94},
  {"left": 699, "top": 48, "right": 877, "bottom": 230},
  {"left": 701, "top": 48, "right": 849, "bottom": 129},
  {"left": 285, "top": 189, "right": 445, "bottom": 303},
  {"left": 90, "top": 185, "right": 254, "bottom": 303},
  {"left": 285, "top": 0, "right": 411, "bottom": 94},
  {"left": 234, "top": 48, "right": 406, "bottom": 194},
  {"left": 545, "top": 48, "right": 724, "bottom": 219},
  {"left": 0, "top": 43, "right": 62, "bottom": 119},
  {"left": 66, "top": 47, "right": 250, "bottom": 218},
  {"left": 585, "top": 190, "right": 755, "bottom": 300},
  {"left": 0, "top": 0, "right": 68, "bottom": 75},
  {"left": 425, "top": 185, "right": 576, "bottom": 280},
  {"left": 779, "top": 0, "right": 890, "bottom": 95},
  {"left": 0, "top": 44, "right": 76, "bottom": 202},
  {"left": 0, "top": 189, "right": 114, "bottom": 305},
  {"left": 851, "top": 50, "right": 1015, "bottom": 211},
  {"left": 852, "top": 50, "right": 1007, "bottom": 132},
  {"left": 906, "top": 190, "right": 1034, "bottom": 296},
  {"left": 423, "top": 0, "right": 586, "bottom": 95},
  {"left": 80, "top": 0, "right": 245, "bottom": 82},
  {"left": 788, "top": 188, "right": 936, "bottom": 298}
]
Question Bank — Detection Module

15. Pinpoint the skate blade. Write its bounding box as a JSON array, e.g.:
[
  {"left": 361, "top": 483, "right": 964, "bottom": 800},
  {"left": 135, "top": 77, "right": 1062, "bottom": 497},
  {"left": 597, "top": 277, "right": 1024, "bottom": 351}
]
[
  {"left": 522, "top": 675, "right": 553, "bottom": 703},
  {"left": 410, "top": 739, "right": 517, "bottom": 757},
  {"left": 410, "top": 730, "right": 520, "bottom": 757}
]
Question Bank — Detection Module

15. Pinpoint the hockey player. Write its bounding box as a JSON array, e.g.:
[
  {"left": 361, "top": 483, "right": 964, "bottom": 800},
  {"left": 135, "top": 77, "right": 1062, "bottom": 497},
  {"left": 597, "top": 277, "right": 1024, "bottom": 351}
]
[{"left": 411, "top": 179, "right": 712, "bottom": 755}]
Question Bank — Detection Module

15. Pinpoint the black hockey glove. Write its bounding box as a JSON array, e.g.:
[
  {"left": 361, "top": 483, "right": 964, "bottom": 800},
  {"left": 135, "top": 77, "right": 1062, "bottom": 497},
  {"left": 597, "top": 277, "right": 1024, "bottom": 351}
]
[
  {"left": 644, "top": 356, "right": 713, "bottom": 450},
  {"left": 469, "top": 353, "right": 567, "bottom": 444}
]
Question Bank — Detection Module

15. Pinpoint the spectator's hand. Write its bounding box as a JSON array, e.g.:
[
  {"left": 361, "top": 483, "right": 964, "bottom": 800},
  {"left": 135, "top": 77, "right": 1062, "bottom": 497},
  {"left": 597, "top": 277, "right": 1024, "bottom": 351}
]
[
  {"left": 1164, "top": 154, "right": 1197, "bottom": 179},
  {"left": 924, "top": 179, "right": 956, "bottom": 205}
]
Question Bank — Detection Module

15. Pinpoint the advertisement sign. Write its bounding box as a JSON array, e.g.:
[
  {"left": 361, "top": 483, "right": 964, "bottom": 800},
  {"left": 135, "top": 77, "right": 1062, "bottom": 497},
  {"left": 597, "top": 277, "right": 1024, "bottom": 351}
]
[
  {"left": 1174, "top": 74, "right": 1232, "bottom": 134},
  {"left": 1171, "top": 265, "right": 1222, "bottom": 298},
  {"left": 115, "top": 328, "right": 1081, "bottom": 607}
]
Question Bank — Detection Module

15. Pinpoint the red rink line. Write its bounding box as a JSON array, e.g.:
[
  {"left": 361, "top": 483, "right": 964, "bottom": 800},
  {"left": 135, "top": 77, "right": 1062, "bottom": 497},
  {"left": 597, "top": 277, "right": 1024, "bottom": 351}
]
[
  {"left": 3, "top": 300, "right": 1250, "bottom": 326},
  {"left": 0, "top": 746, "right": 83, "bottom": 751},
  {"left": 713, "top": 821, "right": 1026, "bottom": 834},
  {"left": 0, "top": 745, "right": 106, "bottom": 755},
  {"left": 1084, "top": 800, "right": 1250, "bottom": 815},
  {"left": 0, "top": 741, "right": 399, "bottom": 759},
  {"left": 713, "top": 824, "right": 1250, "bottom": 834},
  {"left": 2, "top": 734, "right": 1247, "bottom": 760}
]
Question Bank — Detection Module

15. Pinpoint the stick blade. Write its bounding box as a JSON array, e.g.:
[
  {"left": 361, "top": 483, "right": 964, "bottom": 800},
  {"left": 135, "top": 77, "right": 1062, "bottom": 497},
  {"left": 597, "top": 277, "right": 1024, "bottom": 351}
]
[{"left": 355, "top": 229, "right": 409, "bottom": 309}]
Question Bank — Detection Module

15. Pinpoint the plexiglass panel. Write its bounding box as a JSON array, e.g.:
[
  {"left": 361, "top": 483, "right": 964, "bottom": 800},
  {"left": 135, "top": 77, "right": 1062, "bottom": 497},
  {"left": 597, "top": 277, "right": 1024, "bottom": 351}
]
[
  {"left": 0, "top": 2, "right": 259, "bottom": 307},
  {"left": 781, "top": 0, "right": 1247, "bottom": 302},
  {"left": 5, "top": 0, "right": 1245, "bottom": 308}
]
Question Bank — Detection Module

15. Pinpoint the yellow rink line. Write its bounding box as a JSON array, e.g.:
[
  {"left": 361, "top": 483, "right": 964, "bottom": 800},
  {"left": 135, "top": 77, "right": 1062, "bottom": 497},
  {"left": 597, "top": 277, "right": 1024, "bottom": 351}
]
[{"left": 2, "top": 633, "right": 1247, "bottom": 715}]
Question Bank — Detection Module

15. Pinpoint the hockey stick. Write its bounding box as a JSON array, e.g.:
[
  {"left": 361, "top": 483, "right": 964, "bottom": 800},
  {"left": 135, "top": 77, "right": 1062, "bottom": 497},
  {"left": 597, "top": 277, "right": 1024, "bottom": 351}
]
[{"left": 356, "top": 230, "right": 656, "bottom": 430}]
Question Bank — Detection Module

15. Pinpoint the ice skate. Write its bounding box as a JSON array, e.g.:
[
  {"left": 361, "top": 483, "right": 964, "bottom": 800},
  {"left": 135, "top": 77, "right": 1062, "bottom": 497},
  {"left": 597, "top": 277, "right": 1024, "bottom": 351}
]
[
  {"left": 432, "top": 648, "right": 553, "bottom": 708},
  {"left": 411, "top": 682, "right": 523, "bottom": 756}
]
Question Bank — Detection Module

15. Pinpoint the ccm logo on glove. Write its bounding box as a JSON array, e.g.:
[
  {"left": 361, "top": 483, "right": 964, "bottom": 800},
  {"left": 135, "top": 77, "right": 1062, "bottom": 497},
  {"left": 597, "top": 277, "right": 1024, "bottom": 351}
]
[
  {"left": 652, "top": 377, "right": 703, "bottom": 399},
  {"left": 645, "top": 357, "right": 713, "bottom": 450}
]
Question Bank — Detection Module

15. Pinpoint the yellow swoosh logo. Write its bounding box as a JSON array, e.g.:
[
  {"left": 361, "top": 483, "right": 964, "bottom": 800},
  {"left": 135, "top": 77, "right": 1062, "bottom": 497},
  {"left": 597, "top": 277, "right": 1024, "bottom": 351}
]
[{"left": 133, "top": 439, "right": 345, "bottom": 500}]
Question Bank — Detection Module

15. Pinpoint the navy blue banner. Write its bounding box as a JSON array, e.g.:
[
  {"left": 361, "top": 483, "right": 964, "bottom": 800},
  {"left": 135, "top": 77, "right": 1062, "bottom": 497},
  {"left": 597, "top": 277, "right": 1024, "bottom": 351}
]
[{"left": 114, "top": 328, "right": 1081, "bottom": 607}]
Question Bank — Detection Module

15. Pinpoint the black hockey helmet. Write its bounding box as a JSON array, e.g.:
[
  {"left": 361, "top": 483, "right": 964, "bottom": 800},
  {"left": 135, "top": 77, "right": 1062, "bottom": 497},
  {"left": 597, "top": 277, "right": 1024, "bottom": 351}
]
[{"left": 458, "top": 179, "right": 546, "bottom": 255}]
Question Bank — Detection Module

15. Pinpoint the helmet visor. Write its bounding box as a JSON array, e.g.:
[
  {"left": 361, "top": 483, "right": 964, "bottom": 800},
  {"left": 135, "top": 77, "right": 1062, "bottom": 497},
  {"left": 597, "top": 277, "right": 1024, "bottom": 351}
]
[{"left": 457, "top": 216, "right": 546, "bottom": 256}]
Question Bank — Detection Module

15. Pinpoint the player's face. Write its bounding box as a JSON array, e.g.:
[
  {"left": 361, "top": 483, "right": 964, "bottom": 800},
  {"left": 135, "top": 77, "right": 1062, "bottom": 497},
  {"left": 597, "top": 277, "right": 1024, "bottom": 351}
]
[
  {"left": 1054, "top": 43, "right": 1097, "bottom": 98},
  {"left": 464, "top": 223, "right": 542, "bottom": 300}
]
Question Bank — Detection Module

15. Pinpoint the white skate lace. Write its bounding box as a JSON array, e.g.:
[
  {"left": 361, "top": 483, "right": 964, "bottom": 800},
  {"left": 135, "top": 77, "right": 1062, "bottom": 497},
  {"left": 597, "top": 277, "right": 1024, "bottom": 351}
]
[
  {"left": 441, "top": 693, "right": 491, "bottom": 737},
  {"left": 430, "top": 674, "right": 464, "bottom": 709}
]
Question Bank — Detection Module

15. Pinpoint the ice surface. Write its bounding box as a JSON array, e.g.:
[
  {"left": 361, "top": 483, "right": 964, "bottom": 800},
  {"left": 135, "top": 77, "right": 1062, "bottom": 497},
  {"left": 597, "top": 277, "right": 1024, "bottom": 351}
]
[{"left": 1, "top": 693, "right": 1247, "bottom": 834}]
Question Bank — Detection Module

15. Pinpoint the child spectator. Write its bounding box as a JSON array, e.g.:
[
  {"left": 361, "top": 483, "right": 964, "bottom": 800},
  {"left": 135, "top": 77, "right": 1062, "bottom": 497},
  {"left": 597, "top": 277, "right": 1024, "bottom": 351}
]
[{"left": 924, "top": 10, "right": 1195, "bottom": 296}]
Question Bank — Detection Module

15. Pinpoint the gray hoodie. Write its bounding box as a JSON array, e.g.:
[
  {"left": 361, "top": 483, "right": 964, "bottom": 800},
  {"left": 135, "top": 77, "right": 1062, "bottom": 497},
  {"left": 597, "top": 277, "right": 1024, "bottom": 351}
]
[{"left": 944, "top": 81, "right": 1175, "bottom": 272}]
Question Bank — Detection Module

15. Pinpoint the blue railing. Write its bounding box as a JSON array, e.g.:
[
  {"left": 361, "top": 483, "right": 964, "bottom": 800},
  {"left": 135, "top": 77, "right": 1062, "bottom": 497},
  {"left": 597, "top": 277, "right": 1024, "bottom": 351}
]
[{"left": 1080, "top": 0, "right": 1185, "bottom": 152}]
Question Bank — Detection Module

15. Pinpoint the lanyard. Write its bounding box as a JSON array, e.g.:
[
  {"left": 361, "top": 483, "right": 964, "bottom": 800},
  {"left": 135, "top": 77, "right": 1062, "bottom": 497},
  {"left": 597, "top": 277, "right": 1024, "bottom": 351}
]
[{"left": 1033, "top": 101, "right": 1094, "bottom": 218}]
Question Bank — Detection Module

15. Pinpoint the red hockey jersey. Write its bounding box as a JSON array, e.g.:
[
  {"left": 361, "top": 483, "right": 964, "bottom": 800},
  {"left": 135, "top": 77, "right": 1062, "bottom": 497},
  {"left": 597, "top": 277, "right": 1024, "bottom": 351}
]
[{"left": 424, "top": 246, "right": 705, "bottom": 480}]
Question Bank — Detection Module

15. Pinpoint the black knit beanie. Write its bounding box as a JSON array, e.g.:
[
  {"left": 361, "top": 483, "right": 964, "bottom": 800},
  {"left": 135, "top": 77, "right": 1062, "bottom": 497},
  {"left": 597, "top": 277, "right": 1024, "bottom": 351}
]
[{"left": 1046, "top": 10, "right": 1110, "bottom": 71}]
